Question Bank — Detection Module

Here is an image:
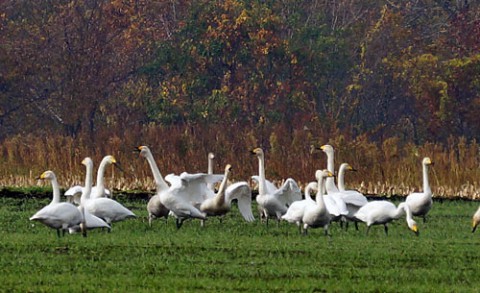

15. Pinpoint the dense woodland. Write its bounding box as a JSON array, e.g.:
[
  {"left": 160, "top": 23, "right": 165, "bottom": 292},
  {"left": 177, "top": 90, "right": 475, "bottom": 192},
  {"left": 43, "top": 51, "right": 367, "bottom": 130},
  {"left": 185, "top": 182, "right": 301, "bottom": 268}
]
[{"left": 1, "top": 0, "right": 480, "bottom": 197}]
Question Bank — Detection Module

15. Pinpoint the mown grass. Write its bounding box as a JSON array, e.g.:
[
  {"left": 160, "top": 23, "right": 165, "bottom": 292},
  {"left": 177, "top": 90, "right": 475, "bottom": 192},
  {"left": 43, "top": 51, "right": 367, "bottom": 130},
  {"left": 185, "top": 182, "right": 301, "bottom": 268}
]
[{"left": 1, "top": 195, "right": 479, "bottom": 292}]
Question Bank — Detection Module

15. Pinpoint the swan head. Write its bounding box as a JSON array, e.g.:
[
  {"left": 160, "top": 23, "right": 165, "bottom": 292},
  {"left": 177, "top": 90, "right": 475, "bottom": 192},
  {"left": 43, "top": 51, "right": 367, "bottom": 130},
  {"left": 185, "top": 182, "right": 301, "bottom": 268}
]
[
  {"left": 81, "top": 157, "right": 93, "bottom": 168},
  {"left": 341, "top": 163, "right": 357, "bottom": 172},
  {"left": 251, "top": 147, "right": 264, "bottom": 157},
  {"left": 36, "top": 170, "right": 56, "bottom": 181},
  {"left": 224, "top": 164, "right": 232, "bottom": 173},
  {"left": 136, "top": 146, "right": 151, "bottom": 158},
  {"left": 208, "top": 152, "right": 215, "bottom": 160},
  {"left": 422, "top": 157, "right": 433, "bottom": 166},
  {"left": 320, "top": 144, "right": 334, "bottom": 155},
  {"left": 315, "top": 169, "right": 334, "bottom": 180},
  {"left": 407, "top": 219, "right": 419, "bottom": 236},
  {"left": 102, "top": 155, "right": 117, "bottom": 165}
]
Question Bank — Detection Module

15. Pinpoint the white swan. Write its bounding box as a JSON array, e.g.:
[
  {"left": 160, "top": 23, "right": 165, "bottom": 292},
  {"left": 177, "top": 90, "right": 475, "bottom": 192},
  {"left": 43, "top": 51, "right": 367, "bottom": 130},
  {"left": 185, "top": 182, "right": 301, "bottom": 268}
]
[
  {"left": 64, "top": 155, "right": 116, "bottom": 203},
  {"left": 30, "top": 171, "right": 86, "bottom": 237},
  {"left": 83, "top": 156, "right": 136, "bottom": 228},
  {"left": 302, "top": 169, "right": 335, "bottom": 235},
  {"left": 405, "top": 157, "right": 433, "bottom": 222},
  {"left": 334, "top": 162, "right": 368, "bottom": 229},
  {"left": 354, "top": 201, "right": 419, "bottom": 235},
  {"left": 136, "top": 146, "right": 170, "bottom": 226},
  {"left": 251, "top": 147, "right": 302, "bottom": 225},
  {"left": 68, "top": 158, "right": 111, "bottom": 233},
  {"left": 282, "top": 182, "right": 318, "bottom": 232},
  {"left": 320, "top": 144, "right": 340, "bottom": 193},
  {"left": 200, "top": 164, "right": 255, "bottom": 222},
  {"left": 472, "top": 206, "right": 480, "bottom": 233}
]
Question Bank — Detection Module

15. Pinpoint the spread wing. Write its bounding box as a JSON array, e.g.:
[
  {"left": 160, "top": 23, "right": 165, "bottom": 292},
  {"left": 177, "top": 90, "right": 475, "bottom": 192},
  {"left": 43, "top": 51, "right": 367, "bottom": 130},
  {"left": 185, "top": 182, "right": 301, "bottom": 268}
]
[
  {"left": 273, "top": 178, "right": 302, "bottom": 206},
  {"left": 226, "top": 182, "right": 254, "bottom": 222},
  {"left": 251, "top": 175, "right": 278, "bottom": 195}
]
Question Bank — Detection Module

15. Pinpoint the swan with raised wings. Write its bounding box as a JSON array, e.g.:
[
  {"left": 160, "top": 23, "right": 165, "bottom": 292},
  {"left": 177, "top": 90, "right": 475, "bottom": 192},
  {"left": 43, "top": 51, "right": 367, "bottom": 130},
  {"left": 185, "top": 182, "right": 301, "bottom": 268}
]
[
  {"left": 405, "top": 157, "right": 434, "bottom": 222},
  {"left": 200, "top": 164, "right": 255, "bottom": 222},
  {"left": 30, "top": 171, "right": 86, "bottom": 237},
  {"left": 251, "top": 147, "right": 302, "bottom": 226}
]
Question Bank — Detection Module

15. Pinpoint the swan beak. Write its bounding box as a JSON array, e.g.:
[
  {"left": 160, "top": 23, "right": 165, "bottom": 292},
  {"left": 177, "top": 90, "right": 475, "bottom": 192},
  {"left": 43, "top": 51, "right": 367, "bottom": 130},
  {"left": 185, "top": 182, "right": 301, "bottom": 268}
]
[
  {"left": 411, "top": 224, "right": 419, "bottom": 236},
  {"left": 472, "top": 220, "right": 478, "bottom": 233}
]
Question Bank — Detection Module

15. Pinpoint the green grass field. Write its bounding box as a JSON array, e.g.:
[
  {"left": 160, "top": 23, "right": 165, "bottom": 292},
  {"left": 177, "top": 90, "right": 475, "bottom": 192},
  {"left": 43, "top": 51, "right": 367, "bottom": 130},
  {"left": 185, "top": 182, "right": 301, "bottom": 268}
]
[{"left": 1, "top": 195, "right": 479, "bottom": 292}]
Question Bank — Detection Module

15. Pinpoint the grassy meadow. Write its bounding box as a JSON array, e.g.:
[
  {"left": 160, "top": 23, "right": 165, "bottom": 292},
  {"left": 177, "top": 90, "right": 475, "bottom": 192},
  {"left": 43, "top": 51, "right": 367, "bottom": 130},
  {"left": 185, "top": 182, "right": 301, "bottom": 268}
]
[{"left": 1, "top": 193, "right": 479, "bottom": 292}]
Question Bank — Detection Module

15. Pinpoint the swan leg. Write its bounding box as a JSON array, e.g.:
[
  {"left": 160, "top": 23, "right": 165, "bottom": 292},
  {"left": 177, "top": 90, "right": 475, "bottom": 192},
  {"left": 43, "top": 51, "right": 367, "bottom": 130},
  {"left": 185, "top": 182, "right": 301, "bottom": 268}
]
[
  {"left": 423, "top": 215, "right": 427, "bottom": 223},
  {"left": 473, "top": 225, "right": 478, "bottom": 233},
  {"left": 56, "top": 229, "right": 61, "bottom": 238},
  {"left": 148, "top": 214, "right": 153, "bottom": 227},
  {"left": 354, "top": 221, "right": 359, "bottom": 231},
  {"left": 384, "top": 224, "right": 388, "bottom": 236},
  {"left": 200, "top": 219, "right": 205, "bottom": 227},
  {"left": 366, "top": 225, "right": 371, "bottom": 236},
  {"left": 176, "top": 218, "right": 184, "bottom": 229},
  {"left": 324, "top": 225, "right": 330, "bottom": 237}
]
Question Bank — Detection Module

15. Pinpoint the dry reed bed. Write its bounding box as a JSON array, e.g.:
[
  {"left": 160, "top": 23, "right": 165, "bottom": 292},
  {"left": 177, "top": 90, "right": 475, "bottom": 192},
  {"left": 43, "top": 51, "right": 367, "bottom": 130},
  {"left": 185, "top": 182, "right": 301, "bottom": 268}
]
[{"left": 1, "top": 125, "right": 479, "bottom": 199}]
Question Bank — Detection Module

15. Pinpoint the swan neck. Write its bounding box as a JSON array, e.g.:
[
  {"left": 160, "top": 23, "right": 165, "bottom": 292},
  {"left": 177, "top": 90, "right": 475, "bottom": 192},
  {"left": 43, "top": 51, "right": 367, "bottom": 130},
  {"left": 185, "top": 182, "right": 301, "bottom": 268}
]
[
  {"left": 316, "top": 176, "right": 326, "bottom": 207},
  {"left": 325, "top": 152, "right": 338, "bottom": 193},
  {"left": 95, "top": 158, "right": 109, "bottom": 190},
  {"left": 81, "top": 163, "right": 93, "bottom": 204},
  {"left": 207, "top": 157, "right": 214, "bottom": 190},
  {"left": 422, "top": 162, "right": 431, "bottom": 194},
  {"left": 304, "top": 186, "right": 313, "bottom": 201},
  {"left": 216, "top": 171, "right": 229, "bottom": 204},
  {"left": 258, "top": 154, "right": 267, "bottom": 195},
  {"left": 50, "top": 177, "right": 61, "bottom": 204},
  {"left": 394, "top": 203, "right": 408, "bottom": 220},
  {"left": 338, "top": 165, "right": 346, "bottom": 191},
  {"left": 145, "top": 151, "right": 169, "bottom": 191}
]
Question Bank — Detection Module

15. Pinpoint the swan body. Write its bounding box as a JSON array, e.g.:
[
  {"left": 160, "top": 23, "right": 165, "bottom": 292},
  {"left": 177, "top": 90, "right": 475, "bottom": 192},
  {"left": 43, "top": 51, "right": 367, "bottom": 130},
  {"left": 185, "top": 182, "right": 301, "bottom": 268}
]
[
  {"left": 136, "top": 146, "right": 170, "bottom": 226},
  {"left": 251, "top": 148, "right": 302, "bottom": 224},
  {"left": 282, "top": 182, "right": 317, "bottom": 229},
  {"left": 69, "top": 158, "right": 110, "bottom": 233},
  {"left": 354, "top": 201, "right": 419, "bottom": 235},
  {"left": 302, "top": 170, "right": 335, "bottom": 235},
  {"left": 405, "top": 157, "right": 433, "bottom": 222},
  {"left": 82, "top": 156, "right": 136, "bottom": 227},
  {"left": 30, "top": 171, "right": 85, "bottom": 237},
  {"left": 473, "top": 206, "right": 480, "bottom": 233},
  {"left": 200, "top": 164, "right": 255, "bottom": 222}
]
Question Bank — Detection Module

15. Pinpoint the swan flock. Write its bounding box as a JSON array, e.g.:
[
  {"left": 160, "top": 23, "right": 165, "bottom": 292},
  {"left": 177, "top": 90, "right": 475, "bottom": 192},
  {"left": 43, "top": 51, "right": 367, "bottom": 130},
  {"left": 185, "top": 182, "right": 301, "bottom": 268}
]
[{"left": 30, "top": 144, "right": 473, "bottom": 238}]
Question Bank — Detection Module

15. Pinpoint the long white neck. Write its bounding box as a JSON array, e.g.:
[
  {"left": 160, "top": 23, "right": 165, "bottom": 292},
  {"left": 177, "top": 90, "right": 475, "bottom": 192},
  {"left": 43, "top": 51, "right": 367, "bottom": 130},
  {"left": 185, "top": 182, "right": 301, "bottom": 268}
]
[
  {"left": 215, "top": 170, "right": 230, "bottom": 205},
  {"left": 81, "top": 161, "right": 93, "bottom": 205},
  {"left": 50, "top": 176, "right": 61, "bottom": 204},
  {"left": 207, "top": 154, "right": 214, "bottom": 190},
  {"left": 145, "top": 150, "right": 169, "bottom": 191},
  {"left": 325, "top": 151, "right": 338, "bottom": 193},
  {"left": 95, "top": 157, "right": 110, "bottom": 197},
  {"left": 422, "top": 162, "right": 431, "bottom": 195},
  {"left": 316, "top": 175, "right": 327, "bottom": 208},
  {"left": 337, "top": 164, "right": 347, "bottom": 192},
  {"left": 257, "top": 154, "right": 267, "bottom": 195},
  {"left": 393, "top": 202, "right": 408, "bottom": 220}
]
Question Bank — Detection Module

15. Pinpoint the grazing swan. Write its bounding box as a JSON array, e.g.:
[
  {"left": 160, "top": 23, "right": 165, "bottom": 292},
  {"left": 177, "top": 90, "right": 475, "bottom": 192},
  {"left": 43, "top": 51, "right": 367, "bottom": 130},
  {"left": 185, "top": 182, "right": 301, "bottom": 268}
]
[
  {"left": 30, "top": 171, "right": 86, "bottom": 237},
  {"left": 354, "top": 201, "right": 419, "bottom": 236},
  {"left": 251, "top": 147, "right": 302, "bottom": 226},
  {"left": 135, "top": 146, "right": 170, "bottom": 226},
  {"left": 282, "top": 182, "right": 318, "bottom": 232},
  {"left": 199, "top": 164, "right": 255, "bottom": 222},
  {"left": 83, "top": 157, "right": 136, "bottom": 228},
  {"left": 68, "top": 157, "right": 110, "bottom": 234},
  {"left": 302, "top": 169, "right": 335, "bottom": 235},
  {"left": 405, "top": 157, "right": 434, "bottom": 222},
  {"left": 64, "top": 155, "right": 117, "bottom": 203},
  {"left": 335, "top": 163, "right": 368, "bottom": 229},
  {"left": 472, "top": 206, "right": 480, "bottom": 233}
]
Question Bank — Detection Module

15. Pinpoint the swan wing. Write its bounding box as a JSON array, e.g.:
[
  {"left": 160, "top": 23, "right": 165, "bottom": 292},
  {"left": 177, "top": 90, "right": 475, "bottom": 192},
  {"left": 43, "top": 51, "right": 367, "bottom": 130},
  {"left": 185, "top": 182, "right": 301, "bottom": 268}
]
[
  {"left": 281, "top": 199, "right": 313, "bottom": 223},
  {"left": 251, "top": 175, "right": 278, "bottom": 194},
  {"left": 165, "top": 173, "right": 182, "bottom": 187},
  {"left": 226, "top": 182, "right": 255, "bottom": 222},
  {"left": 273, "top": 178, "right": 302, "bottom": 206},
  {"left": 65, "top": 185, "right": 83, "bottom": 197},
  {"left": 178, "top": 172, "right": 224, "bottom": 203},
  {"left": 323, "top": 195, "right": 341, "bottom": 216},
  {"left": 338, "top": 190, "right": 368, "bottom": 207}
]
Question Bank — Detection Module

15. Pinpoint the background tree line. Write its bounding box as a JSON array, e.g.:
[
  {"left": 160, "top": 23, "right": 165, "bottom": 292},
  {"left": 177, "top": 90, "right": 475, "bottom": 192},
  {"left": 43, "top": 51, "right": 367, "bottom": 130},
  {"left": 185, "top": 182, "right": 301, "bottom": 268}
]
[{"left": 1, "top": 0, "right": 479, "bottom": 196}]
